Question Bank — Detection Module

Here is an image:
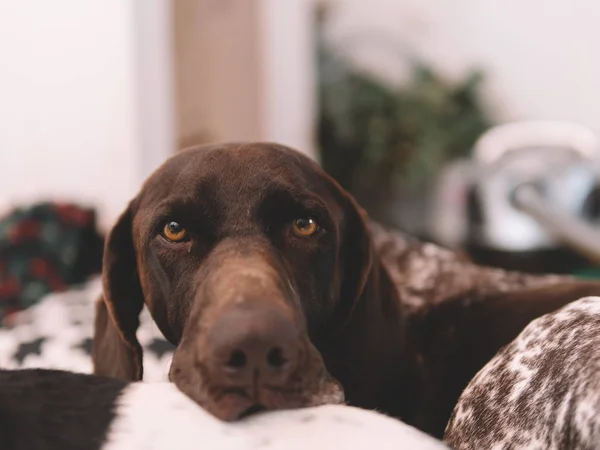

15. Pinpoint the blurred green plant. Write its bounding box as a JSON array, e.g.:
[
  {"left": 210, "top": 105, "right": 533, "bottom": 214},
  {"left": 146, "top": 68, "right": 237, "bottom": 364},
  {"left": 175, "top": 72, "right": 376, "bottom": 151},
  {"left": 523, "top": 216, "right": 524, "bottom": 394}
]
[{"left": 317, "top": 41, "right": 492, "bottom": 224}]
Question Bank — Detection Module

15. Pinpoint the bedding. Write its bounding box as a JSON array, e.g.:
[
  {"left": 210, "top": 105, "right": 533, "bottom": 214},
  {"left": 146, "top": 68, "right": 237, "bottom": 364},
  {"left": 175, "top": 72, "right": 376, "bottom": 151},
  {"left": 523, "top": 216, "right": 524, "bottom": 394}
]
[{"left": 0, "top": 277, "right": 174, "bottom": 380}]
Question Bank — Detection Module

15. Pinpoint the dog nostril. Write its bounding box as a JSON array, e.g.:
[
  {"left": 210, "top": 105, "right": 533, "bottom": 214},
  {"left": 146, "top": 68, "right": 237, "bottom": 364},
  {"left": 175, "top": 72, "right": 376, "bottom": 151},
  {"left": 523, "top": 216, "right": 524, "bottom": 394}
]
[
  {"left": 266, "top": 347, "right": 287, "bottom": 369},
  {"left": 226, "top": 350, "right": 247, "bottom": 370}
]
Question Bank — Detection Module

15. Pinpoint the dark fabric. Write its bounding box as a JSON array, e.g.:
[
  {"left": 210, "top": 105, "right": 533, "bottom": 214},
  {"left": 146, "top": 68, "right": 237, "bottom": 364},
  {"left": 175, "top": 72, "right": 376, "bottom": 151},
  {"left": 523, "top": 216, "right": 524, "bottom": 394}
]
[
  {"left": 0, "top": 369, "right": 127, "bottom": 450},
  {"left": 0, "top": 202, "right": 104, "bottom": 323}
]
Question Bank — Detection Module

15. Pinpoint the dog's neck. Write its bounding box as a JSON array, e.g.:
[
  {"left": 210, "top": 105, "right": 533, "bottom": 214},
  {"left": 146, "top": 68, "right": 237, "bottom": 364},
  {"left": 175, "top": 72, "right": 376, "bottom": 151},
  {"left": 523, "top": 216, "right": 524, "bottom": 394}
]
[
  {"left": 361, "top": 221, "right": 578, "bottom": 432},
  {"left": 328, "top": 221, "right": 516, "bottom": 424},
  {"left": 322, "top": 238, "right": 418, "bottom": 418}
]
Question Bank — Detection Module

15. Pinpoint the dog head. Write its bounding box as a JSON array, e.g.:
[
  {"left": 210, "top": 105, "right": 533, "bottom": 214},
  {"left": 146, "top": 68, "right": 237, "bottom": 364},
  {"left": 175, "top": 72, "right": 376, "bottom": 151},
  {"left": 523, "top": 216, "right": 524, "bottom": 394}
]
[{"left": 93, "top": 143, "right": 373, "bottom": 420}]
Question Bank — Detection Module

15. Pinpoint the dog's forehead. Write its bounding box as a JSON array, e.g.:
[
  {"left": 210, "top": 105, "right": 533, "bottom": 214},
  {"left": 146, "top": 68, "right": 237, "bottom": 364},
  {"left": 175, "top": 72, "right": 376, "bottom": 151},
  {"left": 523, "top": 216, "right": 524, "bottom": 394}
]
[{"left": 137, "top": 143, "right": 331, "bottom": 209}]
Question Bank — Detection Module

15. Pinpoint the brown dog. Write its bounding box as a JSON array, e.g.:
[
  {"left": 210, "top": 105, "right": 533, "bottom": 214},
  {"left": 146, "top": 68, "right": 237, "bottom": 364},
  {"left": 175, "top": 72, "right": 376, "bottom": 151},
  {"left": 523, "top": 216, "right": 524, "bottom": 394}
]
[{"left": 92, "top": 142, "right": 600, "bottom": 437}]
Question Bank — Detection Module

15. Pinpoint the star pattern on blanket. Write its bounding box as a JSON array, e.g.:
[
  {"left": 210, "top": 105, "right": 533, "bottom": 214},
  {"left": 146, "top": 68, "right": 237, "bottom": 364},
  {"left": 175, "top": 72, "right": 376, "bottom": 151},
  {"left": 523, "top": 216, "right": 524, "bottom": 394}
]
[
  {"left": 0, "top": 278, "right": 174, "bottom": 381},
  {"left": 148, "top": 338, "right": 176, "bottom": 359},
  {"left": 13, "top": 337, "right": 46, "bottom": 364},
  {"left": 75, "top": 337, "right": 93, "bottom": 356}
]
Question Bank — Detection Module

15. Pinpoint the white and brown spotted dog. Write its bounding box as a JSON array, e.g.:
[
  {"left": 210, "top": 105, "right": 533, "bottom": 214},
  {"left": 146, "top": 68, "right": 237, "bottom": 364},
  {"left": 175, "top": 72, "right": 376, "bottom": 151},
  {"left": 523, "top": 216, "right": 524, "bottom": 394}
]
[{"left": 445, "top": 296, "right": 600, "bottom": 449}]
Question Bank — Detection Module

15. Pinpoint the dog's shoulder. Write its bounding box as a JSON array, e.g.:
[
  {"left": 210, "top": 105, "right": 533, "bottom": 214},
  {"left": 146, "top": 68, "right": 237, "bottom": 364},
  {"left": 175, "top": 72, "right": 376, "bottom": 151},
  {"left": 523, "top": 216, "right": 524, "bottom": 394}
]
[
  {"left": 445, "top": 296, "right": 600, "bottom": 449},
  {"left": 368, "top": 221, "right": 568, "bottom": 312}
]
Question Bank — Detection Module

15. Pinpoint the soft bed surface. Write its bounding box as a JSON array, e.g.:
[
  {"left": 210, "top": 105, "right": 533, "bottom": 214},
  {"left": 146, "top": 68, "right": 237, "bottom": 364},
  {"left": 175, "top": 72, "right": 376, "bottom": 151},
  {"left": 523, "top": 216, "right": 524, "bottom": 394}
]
[{"left": 0, "top": 277, "right": 174, "bottom": 380}]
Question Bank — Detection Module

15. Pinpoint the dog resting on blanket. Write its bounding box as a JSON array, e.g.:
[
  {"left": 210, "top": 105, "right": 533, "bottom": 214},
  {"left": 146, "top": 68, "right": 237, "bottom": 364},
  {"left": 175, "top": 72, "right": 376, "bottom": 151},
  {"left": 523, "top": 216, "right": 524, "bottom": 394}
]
[
  {"left": 0, "top": 369, "right": 448, "bottom": 450},
  {"left": 92, "top": 142, "right": 600, "bottom": 437}
]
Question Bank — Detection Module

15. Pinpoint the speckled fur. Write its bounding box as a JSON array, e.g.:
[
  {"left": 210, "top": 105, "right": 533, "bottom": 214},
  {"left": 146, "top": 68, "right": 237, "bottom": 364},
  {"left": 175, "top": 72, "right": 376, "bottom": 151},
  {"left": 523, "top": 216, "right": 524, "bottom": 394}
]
[
  {"left": 445, "top": 296, "right": 600, "bottom": 450},
  {"left": 369, "top": 222, "right": 567, "bottom": 313}
]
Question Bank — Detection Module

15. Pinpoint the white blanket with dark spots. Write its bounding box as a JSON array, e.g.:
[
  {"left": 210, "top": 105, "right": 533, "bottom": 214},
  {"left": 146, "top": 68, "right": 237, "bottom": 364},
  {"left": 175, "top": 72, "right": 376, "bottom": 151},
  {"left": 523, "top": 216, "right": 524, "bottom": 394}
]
[
  {"left": 0, "top": 277, "right": 174, "bottom": 380},
  {"left": 445, "top": 296, "right": 600, "bottom": 450}
]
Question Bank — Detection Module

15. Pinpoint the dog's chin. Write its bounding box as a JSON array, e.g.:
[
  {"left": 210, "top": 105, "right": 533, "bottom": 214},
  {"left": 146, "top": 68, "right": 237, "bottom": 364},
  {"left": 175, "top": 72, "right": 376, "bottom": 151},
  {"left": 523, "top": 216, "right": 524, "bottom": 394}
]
[
  {"left": 207, "top": 392, "right": 269, "bottom": 421},
  {"left": 205, "top": 379, "right": 346, "bottom": 422},
  {"left": 237, "top": 403, "right": 269, "bottom": 419},
  {"left": 204, "top": 390, "right": 299, "bottom": 422},
  {"left": 169, "top": 352, "right": 346, "bottom": 422}
]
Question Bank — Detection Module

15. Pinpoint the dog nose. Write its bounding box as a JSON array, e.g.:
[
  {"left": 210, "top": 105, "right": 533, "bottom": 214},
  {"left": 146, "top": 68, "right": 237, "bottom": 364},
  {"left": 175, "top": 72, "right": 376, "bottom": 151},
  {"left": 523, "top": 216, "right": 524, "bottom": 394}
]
[{"left": 208, "top": 302, "right": 300, "bottom": 386}]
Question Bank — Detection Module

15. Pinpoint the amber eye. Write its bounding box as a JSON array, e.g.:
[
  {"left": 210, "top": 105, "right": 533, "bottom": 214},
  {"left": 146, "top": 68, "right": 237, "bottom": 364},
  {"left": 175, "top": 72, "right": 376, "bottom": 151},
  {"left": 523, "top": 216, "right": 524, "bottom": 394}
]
[
  {"left": 162, "top": 221, "right": 188, "bottom": 242},
  {"left": 292, "top": 217, "right": 319, "bottom": 237}
]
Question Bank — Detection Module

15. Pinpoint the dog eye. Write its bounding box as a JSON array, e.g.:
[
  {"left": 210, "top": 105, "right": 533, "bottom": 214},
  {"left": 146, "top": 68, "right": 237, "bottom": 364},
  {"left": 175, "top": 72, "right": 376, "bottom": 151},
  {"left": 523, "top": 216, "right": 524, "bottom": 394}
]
[
  {"left": 292, "top": 217, "right": 319, "bottom": 237},
  {"left": 162, "top": 221, "right": 189, "bottom": 242}
]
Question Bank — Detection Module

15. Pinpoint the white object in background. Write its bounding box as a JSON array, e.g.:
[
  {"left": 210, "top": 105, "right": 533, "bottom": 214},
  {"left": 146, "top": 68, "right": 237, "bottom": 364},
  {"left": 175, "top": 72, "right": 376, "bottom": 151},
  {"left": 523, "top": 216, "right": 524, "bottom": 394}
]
[
  {"left": 427, "top": 159, "right": 476, "bottom": 248},
  {"left": 260, "top": 0, "right": 318, "bottom": 160},
  {"left": 472, "top": 121, "right": 600, "bottom": 251},
  {"left": 131, "top": 0, "right": 177, "bottom": 183},
  {"left": 472, "top": 121, "right": 600, "bottom": 166}
]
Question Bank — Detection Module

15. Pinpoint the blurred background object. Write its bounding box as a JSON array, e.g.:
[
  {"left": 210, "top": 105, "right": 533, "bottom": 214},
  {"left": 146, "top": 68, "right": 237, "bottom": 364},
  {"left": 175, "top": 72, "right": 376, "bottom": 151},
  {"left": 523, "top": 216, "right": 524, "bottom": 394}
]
[
  {"left": 2, "top": 0, "right": 600, "bottom": 315},
  {"left": 429, "top": 121, "right": 600, "bottom": 274},
  {"left": 0, "top": 202, "right": 103, "bottom": 325},
  {"left": 314, "top": 0, "right": 600, "bottom": 275},
  {"left": 316, "top": 20, "right": 491, "bottom": 229}
]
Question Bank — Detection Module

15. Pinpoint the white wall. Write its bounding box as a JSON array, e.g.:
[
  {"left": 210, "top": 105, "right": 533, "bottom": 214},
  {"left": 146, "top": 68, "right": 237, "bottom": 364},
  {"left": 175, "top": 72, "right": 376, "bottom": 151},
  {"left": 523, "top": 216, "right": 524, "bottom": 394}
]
[
  {"left": 323, "top": 0, "right": 600, "bottom": 134},
  {"left": 260, "top": 0, "right": 317, "bottom": 159},
  {"left": 0, "top": 0, "right": 174, "bottom": 232},
  {"left": 132, "top": 0, "right": 176, "bottom": 185},
  {"left": 465, "top": 0, "right": 600, "bottom": 129}
]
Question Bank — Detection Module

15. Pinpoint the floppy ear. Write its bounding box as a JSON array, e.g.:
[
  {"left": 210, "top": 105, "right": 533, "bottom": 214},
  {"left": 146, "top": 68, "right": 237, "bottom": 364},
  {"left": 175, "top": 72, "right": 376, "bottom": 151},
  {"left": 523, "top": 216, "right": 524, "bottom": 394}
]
[
  {"left": 329, "top": 177, "right": 374, "bottom": 324},
  {"left": 92, "top": 204, "right": 145, "bottom": 380}
]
